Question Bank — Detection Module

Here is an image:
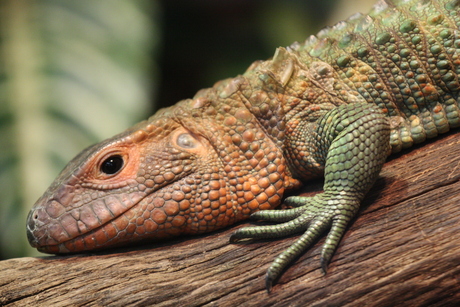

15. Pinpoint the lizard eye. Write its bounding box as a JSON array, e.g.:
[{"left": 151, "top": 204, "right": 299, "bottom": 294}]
[
  {"left": 176, "top": 133, "right": 198, "bottom": 149},
  {"left": 100, "top": 155, "right": 124, "bottom": 175}
]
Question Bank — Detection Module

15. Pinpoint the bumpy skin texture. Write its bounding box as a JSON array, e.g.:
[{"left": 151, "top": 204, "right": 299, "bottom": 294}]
[{"left": 27, "top": 0, "right": 460, "bottom": 291}]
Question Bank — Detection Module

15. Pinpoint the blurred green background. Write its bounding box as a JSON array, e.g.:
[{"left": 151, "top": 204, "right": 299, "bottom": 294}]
[{"left": 0, "top": 0, "right": 374, "bottom": 260}]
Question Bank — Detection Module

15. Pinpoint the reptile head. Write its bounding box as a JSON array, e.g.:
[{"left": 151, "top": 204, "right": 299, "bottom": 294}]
[{"left": 27, "top": 77, "right": 300, "bottom": 254}]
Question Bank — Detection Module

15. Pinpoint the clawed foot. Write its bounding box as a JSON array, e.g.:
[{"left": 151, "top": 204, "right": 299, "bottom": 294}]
[{"left": 230, "top": 193, "right": 360, "bottom": 292}]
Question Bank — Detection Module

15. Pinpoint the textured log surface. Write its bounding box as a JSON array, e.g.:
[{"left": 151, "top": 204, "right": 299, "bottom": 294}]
[{"left": 1, "top": 132, "right": 460, "bottom": 307}]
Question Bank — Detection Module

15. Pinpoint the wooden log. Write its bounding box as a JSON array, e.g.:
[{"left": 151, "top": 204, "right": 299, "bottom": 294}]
[{"left": 1, "top": 132, "right": 460, "bottom": 306}]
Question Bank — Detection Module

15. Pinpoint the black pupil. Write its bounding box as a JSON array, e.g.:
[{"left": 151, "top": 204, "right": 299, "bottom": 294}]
[{"left": 101, "top": 155, "right": 124, "bottom": 175}]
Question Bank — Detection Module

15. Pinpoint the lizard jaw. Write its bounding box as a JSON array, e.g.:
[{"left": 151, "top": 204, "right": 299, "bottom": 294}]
[{"left": 26, "top": 192, "right": 147, "bottom": 254}]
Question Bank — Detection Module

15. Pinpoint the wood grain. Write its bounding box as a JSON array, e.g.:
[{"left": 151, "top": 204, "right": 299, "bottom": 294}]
[{"left": 1, "top": 133, "right": 460, "bottom": 306}]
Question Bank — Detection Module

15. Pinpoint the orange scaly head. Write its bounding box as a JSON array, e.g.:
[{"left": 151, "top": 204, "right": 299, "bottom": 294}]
[{"left": 27, "top": 77, "right": 300, "bottom": 254}]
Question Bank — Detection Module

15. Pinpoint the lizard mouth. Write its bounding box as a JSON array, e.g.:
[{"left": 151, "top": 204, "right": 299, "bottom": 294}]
[
  {"left": 26, "top": 193, "right": 148, "bottom": 254},
  {"left": 33, "top": 217, "right": 143, "bottom": 255}
]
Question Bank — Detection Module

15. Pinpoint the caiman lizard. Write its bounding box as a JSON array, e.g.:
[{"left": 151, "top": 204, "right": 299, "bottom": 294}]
[{"left": 26, "top": 0, "right": 460, "bottom": 291}]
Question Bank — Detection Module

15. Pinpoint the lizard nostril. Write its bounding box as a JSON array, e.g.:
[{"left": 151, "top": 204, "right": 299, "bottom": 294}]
[
  {"left": 27, "top": 210, "right": 36, "bottom": 228},
  {"left": 26, "top": 210, "right": 38, "bottom": 246}
]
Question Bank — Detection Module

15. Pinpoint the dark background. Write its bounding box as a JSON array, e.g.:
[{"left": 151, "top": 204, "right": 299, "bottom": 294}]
[{"left": 155, "top": 0, "right": 354, "bottom": 111}]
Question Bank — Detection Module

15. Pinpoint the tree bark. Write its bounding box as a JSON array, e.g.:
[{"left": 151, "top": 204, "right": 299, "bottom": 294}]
[{"left": 1, "top": 133, "right": 460, "bottom": 307}]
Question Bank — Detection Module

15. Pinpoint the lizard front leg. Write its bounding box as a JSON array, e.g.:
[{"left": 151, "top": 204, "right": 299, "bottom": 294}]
[{"left": 230, "top": 103, "right": 391, "bottom": 291}]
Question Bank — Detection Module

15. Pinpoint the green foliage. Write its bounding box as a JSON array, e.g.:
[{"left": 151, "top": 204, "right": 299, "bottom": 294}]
[{"left": 0, "top": 0, "right": 157, "bottom": 258}]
